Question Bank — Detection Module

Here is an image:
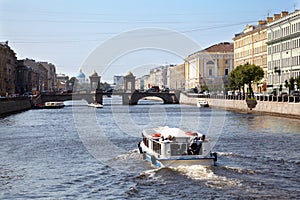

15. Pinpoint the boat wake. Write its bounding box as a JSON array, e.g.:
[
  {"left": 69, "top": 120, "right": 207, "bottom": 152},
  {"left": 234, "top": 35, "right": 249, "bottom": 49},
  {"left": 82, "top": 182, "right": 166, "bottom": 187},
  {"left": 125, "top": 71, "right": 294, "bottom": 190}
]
[{"left": 171, "top": 165, "right": 242, "bottom": 189}]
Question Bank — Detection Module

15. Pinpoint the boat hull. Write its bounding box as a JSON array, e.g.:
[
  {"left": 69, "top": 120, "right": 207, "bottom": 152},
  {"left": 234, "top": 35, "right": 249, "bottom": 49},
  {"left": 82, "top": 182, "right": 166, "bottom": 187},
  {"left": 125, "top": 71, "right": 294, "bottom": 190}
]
[
  {"left": 88, "top": 103, "right": 103, "bottom": 108},
  {"left": 139, "top": 142, "right": 217, "bottom": 168},
  {"left": 143, "top": 152, "right": 215, "bottom": 167}
]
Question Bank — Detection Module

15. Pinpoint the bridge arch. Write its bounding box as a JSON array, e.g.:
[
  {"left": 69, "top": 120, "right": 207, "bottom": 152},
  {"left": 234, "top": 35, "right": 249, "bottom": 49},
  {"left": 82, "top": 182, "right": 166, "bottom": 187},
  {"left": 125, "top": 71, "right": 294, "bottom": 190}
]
[{"left": 125, "top": 92, "right": 179, "bottom": 105}]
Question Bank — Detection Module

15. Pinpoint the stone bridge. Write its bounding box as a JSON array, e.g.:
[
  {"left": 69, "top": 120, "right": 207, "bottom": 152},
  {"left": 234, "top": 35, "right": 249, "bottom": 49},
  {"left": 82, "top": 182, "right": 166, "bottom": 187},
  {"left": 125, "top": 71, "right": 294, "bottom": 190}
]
[
  {"left": 36, "top": 91, "right": 179, "bottom": 105},
  {"left": 123, "top": 91, "right": 179, "bottom": 105},
  {"left": 38, "top": 93, "right": 97, "bottom": 104}
]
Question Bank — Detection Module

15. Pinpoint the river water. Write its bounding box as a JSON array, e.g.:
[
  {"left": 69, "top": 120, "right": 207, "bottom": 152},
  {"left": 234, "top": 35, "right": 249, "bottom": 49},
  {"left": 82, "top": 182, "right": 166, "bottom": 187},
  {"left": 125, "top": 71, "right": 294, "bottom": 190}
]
[{"left": 0, "top": 97, "right": 300, "bottom": 199}]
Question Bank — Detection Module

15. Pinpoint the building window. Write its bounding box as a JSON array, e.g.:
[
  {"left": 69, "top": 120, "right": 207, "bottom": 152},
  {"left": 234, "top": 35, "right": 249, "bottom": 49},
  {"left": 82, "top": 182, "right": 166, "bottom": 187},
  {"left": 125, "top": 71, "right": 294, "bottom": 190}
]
[
  {"left": 225, "top": 68, "right": 229, "bottom": 76},
  {"left": 209, "top": 69, "right": 213, "bottom": 76},
  {"left": 207, "top": 61, "right": 214, "bottom": 65}
]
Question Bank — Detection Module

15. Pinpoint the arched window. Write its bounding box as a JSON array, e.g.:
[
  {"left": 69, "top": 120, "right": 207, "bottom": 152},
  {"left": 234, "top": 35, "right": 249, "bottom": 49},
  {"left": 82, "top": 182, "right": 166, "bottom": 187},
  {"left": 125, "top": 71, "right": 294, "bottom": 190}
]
[{"left": 207, "top": 61, "right": 214, "bottom": 65}]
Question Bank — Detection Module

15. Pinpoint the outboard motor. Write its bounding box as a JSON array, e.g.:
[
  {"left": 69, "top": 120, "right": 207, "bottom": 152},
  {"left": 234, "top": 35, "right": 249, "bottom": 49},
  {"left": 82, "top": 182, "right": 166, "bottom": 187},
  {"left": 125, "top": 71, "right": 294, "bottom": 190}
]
[
  {"left": 212, "top": 152, "right": 217, "bottom": 162},
  {"left": 137, "top": 142, "right": 143, "bottom": 154}
]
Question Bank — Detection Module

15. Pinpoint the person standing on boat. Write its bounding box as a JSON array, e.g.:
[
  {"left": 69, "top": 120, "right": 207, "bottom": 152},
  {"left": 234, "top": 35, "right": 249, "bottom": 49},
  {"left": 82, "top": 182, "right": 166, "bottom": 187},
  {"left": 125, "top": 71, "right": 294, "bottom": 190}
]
[{"left": 188, "top": 135, "right": 205, "bottom": 155}]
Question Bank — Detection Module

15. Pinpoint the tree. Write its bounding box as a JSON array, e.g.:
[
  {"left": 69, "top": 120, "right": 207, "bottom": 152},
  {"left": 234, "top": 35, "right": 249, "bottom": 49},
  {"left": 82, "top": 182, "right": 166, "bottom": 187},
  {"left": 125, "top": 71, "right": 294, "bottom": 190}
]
[
  {"left": 284, "top": 77, "right": 295, "bottom": 95},
  {"left": 229, "top": 63, "right": 264, "bottom": 98},
  {"left": 69, "top": 77, "right": 76, "bottom": 90},
  {"left": 295, "top": 76, "right": 300, "bottom": 91},
  {"left": 229, "top": 64, "right": 245, "bottom": 92}
]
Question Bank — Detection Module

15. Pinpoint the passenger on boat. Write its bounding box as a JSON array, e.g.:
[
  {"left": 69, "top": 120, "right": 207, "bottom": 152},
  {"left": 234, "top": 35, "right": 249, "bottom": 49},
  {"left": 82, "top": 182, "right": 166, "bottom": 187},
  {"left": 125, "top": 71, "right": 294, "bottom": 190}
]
[
  {"left": 187, "top": 135, "right": 205, "bottom": 155},
  {"left": 164, "top": 135, "right": 175, "bottom": 142}
]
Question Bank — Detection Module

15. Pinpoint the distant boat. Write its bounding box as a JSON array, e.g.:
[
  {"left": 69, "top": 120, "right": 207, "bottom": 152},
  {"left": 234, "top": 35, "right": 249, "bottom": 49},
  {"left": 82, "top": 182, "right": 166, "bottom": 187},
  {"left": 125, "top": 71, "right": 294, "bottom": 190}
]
[
  {"left": 138, "top": 126, "right": 217, "bottom": 168},
  {"left": 197, "top": 99, "right": 209, "bottom": 107},
  {"left": 87, "top": 102, "right": 103, "bottom": 108},
  {"left": 33, "top": 102, "right": 65, "bottom": 109}
]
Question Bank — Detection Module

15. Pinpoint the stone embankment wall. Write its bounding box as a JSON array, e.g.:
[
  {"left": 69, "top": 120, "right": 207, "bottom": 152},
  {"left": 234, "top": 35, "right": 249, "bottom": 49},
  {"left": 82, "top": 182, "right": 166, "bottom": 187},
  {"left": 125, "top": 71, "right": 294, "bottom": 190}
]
[
  {"left": 179, "top": 93, "right": 300, "bottom": 118},
  {"left": 0, "top": 97, "right": 32, "bottom": 117}
]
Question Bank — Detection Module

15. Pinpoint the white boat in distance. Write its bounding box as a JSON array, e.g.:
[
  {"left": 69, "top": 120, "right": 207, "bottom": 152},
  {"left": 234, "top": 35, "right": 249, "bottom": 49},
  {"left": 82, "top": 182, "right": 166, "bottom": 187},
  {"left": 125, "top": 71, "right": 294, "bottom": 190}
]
[
  {"left": 43, "top": 101, "right": 65, "bottom": 109},
  {"left": 87, "top": 102, "right": 103, "bottom": 108},
  {"left": 197, "top": 99, "right": 209, "bottom": 107},
  {"left": 138, "top": 126, "right": 217, "bottom": 168}
]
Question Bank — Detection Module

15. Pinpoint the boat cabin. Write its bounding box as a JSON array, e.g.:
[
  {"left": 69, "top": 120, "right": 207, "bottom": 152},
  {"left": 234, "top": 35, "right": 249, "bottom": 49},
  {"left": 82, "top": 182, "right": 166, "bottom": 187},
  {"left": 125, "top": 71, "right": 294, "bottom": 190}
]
[{"left": 141, "top": 127, "right": 210, "bottom": 158}]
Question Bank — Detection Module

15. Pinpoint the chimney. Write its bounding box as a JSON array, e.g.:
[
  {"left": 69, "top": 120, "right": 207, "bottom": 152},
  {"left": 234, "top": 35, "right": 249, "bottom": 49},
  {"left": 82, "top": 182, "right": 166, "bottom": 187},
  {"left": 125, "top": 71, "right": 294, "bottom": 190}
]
[
  {"left": 273, "top": 14, "right": 281, "bottom": 20},
  {"left": 267, "top": 17, "right": 273, "bottom": 23},
  {"left": 281, "top": 11, "right": 289, "bottom": 17},
  {"left": 258, "top": 20, "right": 267, "bottom": 25}
]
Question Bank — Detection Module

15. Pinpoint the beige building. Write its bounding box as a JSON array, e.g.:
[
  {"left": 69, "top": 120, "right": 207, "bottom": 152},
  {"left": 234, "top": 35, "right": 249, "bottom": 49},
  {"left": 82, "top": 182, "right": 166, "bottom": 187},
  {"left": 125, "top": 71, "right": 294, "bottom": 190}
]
[
  {"left": 167, "top": 63, "right": 185, "bottom": 90},
  {"left": 39, "top": 62, "right": 57, "bottom": 92},
  {"left": 0, "top": 42, "right": 17, "bottom": 96},
  {"left": 146, "top": 66, "right": 168, "bottom": 89},
  {"left": 184, "top": 42, "right": 234, "bottom": 91},
  {"left": 56, "top": 73, "right": 69, "bottom": 91},
  {"left": 267, "top": 10, "right": 300, "bottom": 94},
  {"left": 233, "top": 20, "right": 268, "bottom": 92}
]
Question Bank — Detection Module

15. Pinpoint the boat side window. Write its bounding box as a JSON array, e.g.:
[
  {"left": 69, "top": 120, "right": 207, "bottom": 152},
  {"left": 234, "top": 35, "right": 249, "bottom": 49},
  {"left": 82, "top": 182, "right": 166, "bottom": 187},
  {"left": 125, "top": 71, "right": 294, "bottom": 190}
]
[
  {"left": 170, "top": 143, "right": 187, "bottom": 156},
  {"left": 152, "top": 140, "right": 161, "bottom": 154},
  {"left": 143, "top": 136, "right": 149, "bottom": 147}
]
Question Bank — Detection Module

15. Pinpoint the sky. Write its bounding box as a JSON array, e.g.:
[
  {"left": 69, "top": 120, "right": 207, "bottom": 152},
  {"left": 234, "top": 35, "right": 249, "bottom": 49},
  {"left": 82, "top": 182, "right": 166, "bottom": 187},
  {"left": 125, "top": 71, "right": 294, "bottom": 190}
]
[{"left": 0, "top": 0, "right": 299, "bottom": 82}]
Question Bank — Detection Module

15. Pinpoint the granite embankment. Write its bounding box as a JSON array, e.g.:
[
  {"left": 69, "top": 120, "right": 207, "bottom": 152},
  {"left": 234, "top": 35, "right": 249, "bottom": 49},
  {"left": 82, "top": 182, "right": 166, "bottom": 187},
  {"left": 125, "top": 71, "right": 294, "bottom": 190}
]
[
  {"left": 179, "top": 93, "right": 300, "bottom": 119},
  {"left": 0, "top": 97, "right": 32, "bottom": 118}
]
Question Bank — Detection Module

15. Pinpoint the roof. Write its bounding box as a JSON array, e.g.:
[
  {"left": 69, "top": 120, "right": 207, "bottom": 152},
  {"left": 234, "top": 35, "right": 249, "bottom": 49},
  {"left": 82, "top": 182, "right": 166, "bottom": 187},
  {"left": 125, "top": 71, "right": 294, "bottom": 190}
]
[
  {"left": 187, "top": 42, "right": 233, "bottom": 58},
  {"left": 203, "top": 42, "right": 234, "bottom": 53},
  {"left": 143, "top": 126, "right": 202, "bottom": 138},
  {"left": 77, "top": 69, "right": 86, "bottom": 79}
]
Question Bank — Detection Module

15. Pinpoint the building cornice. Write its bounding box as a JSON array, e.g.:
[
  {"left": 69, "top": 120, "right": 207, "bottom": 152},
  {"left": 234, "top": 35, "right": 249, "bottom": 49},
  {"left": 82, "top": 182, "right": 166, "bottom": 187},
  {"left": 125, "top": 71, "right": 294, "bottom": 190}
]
[{"left": 267, "top": 10, "right": 300, "bottom": 27}]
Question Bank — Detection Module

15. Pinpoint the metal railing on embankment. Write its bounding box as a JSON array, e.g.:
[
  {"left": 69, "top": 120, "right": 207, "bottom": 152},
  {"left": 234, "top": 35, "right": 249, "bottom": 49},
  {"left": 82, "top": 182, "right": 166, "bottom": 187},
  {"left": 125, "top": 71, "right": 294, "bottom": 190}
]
[{"left": 184, "top": 92, "right": 300, "bottom": 103}]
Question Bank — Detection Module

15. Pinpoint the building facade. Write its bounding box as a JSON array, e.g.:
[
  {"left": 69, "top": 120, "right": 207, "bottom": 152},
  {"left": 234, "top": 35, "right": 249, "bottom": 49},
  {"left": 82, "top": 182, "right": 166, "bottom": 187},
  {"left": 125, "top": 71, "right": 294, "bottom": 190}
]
[
  {"left": 39, "top": 62, "right": 57, "bottom": 92},
  {"left": 0, "top": 42, "right": 17, "bottom": 96},
  {"left": 56, "top": 73, "right": 69, "bottom": 91},
  {"left": 184, "top": 42, "right": 234, "bottom": 91},
  {"left": 267, "top": 10, "right": 300, "bottom": 93},
  {"left": 167, "top": 63, "right": 185, "bottom": 90},
  {"left": 18, "top": 59, "right": 48, "bottom": 94},
  {"left": 233, "top": 20, "right": 268, "bottom": 92}
]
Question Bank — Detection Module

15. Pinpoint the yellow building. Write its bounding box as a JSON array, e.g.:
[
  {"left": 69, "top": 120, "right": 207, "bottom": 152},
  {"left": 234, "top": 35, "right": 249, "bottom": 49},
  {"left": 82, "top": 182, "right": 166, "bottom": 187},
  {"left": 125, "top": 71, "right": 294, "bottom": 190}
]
[
  {"left": 168, "top": 63, "right": 185, "bottom": 90},
  {"left": 184, "top": 42, "right": 234, "bottom": 92},
  {"left": 233, "top": 20, "right": 268, "bottom": 92}
]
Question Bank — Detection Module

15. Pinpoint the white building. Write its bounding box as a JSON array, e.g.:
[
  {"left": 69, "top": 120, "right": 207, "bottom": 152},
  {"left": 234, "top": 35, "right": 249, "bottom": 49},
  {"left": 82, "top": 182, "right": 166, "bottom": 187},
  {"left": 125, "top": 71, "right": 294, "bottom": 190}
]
[{"left": 267, "top": 10, "right": 300, "bottom": 93}]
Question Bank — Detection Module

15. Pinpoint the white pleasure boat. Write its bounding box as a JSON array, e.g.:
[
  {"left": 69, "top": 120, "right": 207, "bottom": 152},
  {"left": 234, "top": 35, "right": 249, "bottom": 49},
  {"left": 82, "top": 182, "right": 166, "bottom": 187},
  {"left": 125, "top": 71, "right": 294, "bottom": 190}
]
[
  {"left": 138, "top": 126, "right": 217, "bottom": 167},
  {"left": 35, "top": 101, "right": 65, "bottom": 109},
  {"left": 197, "top": 99, "right": 209, "bottom": 107},
  {"left": 87, "top": 102, "right": 103, "bottom": 108}
]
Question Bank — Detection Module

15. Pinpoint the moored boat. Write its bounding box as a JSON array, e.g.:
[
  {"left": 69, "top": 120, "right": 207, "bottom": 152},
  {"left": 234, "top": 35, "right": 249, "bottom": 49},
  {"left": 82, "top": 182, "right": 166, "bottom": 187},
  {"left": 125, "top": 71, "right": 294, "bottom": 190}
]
[
  {"left": 87, "top": 102, "right": 103, "bottom": 108},
  {"left": 44, "top": 102, "right": 65, "bottom": 109},
  {"left": 197, "top": 99, "right": 209, "bottom": 107},
  {"left": 138, "top": 126, "right": 217, "bottom": 168},
  {"left": 33, "top": 102, "right": 65, "bottom": 109}
]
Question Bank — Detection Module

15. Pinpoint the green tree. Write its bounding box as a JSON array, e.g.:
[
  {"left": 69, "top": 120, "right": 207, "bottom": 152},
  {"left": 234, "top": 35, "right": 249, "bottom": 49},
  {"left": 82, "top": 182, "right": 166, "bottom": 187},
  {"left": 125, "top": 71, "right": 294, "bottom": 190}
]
[
  {"left": 200, "top": 84, "right": 209, "bottom": 92},
  {"left": 229, "top": 63, "right": 264, "bottom": 98},
  {"left": 295, "top": 76, "right": 300, "bottom": 91},
  {"left": 68, "top": 77, "right": 77, "bottom": 91},
  {"left": 100, "top": 82, "right": 111, "bottom": 91},
  {"left": 284, "top": 77, "right": 295, "bottom": 95},
  {"left": 229, "top": 64, "right": 244, "bottom": 92}
]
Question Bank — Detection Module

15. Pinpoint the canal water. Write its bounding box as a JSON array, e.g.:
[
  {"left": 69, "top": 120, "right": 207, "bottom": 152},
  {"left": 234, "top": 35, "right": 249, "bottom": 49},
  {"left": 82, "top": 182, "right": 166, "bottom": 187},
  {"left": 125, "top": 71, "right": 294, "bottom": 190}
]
[{"left": 0, "top": 96, "right": 300, "bottom": 199}]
